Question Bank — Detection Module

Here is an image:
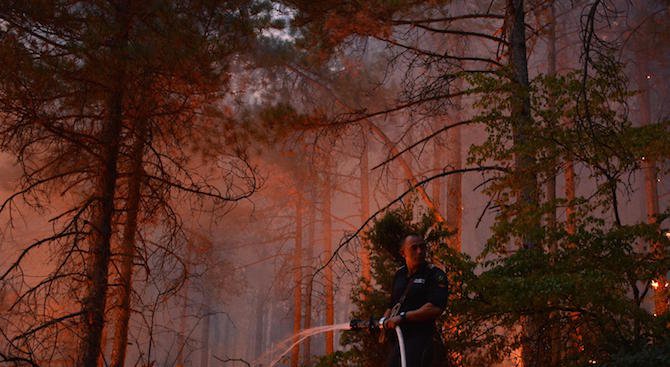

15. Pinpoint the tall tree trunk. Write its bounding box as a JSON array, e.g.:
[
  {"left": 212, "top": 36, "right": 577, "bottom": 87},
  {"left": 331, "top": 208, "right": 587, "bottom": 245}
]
[
  {"left": 565, "top": 162, "right": 576, "bottom": 236},
  {"left": 506, "top": 1, "right": 542, "bottom": 366},
  {"left": 508, "top": 0, "right": 535, "bottom": 246},
  {"left": 177, "top": 250, "right": 191, "bottom": 367},
  {"left": 302, "top": 185, "right": 316, "bottom": 363},
  {"left": 546, "top": 0, "right": 558, "bottom": 252},
  {"left": 360, "top": 134, "right": 372, "bottom": 286},
  {"left": 445, "top": 121, "right": 462, "bottom": 252},
  {"left": 323, "top": 157, "right": 335, "bottom": 354},
  {"left": 636, "top": 53, "right": 668, "bottom": 316},
  {"left": 79, "top": 85, "right": 124, "bottom": 367},
  {"left": 442, "top": 112, "right": 463, "bottom": 364},
  {"left": 291, "top": 191, "right": 303, "bottom": 367},
  {"left": 253, "top": 290, "right": 265, "bottom": 359},
  {"left": 546, "top": 3, "right": 562, "bottom": 365},
  {"left": 99, "top": 324, "right": 108, "bottom": 367},
  {"left": 432, "top": 120, "right": 443, "bottom": 213},
  {"left": 200, "top": 300, "right": 211, "bottom": 367},
  {"left": 78, "top": 6, "right": 128, "bottom": 362},
  {"left": 265, "top": 288, "right": 277, "bottom": 357},
  {"left": 110, "top": 118, "right": 147, "bottom": 367}
]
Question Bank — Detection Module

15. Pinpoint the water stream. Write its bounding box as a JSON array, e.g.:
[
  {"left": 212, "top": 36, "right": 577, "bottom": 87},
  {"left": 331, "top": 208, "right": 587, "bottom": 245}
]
[{"left": 253, "top": 322, "right": 351, "bottom": 367}]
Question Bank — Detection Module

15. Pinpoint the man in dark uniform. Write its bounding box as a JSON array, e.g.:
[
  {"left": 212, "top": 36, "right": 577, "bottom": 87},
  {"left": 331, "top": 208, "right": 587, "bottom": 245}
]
[{"left": 381, "top": 234, "right": 448, "bottom": 367}]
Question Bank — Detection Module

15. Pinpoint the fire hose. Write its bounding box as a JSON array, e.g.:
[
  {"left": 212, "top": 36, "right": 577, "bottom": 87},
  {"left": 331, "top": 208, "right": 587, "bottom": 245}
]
[{"left": 349, "top": 317, "right": 406, "bottom": 367}]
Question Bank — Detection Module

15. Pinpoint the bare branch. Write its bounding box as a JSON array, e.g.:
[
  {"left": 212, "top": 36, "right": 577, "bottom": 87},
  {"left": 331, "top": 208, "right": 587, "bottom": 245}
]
[
  {"left": 371, "top": 118, "right": 475, "bottom": 171},
  {"left": 391, "top": 13, "right": 505, "bottom": 25},
  {"left": 311, "top": 165, "right": 506, "bottom": 278}
]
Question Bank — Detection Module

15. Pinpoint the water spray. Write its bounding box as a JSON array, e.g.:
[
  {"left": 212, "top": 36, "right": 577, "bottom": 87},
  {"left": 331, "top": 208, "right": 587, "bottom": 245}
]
[{"left": 257, "top": 318, "right": 407, "bottom": 367}]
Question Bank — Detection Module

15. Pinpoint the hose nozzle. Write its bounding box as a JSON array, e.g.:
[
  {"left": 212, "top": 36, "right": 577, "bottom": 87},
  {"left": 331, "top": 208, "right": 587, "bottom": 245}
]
[{"left": 349, "top": 316, "right": 379, "bottom": 332}]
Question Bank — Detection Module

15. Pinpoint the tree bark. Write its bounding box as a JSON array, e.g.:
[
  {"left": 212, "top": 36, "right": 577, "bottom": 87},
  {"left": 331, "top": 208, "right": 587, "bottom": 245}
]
[
  {"left": 200, "top": 300, "right": 211, "bottom": 367},
  {"left": 302, "top": 184, "right": 316, "bottom": 363},
  {"left": 636, "top": 52, "right": 668, "bottom": 316},
  {"left": 253, "top": 290, "right": 266, "bottom": 359},
  {"left": 432, "top": 120, "right": 444, "bottom": 214},
  {"left": 445, "top": 120, "right": 462, "bottom": 252},
  {"left": 177, "top": 247, "right": 191, "bottom": 367},
  {"left": 546, "top": 0, "right": 558, "bottom": 247},
  {"left": 78, "top": 3, "right": 128, "bottom": 361},
  {"left": 110, "top": 117, "right": 147, "bottom": 367},
  {"left": 546, "top": 3, "right": 562, "bottom": 365},
  {"left": 565, "top": 161, "right": 576, "bottom": 236},
  {"left": 506, "top": 1, "right": 542, "bottom": 366},
  {"left": 291, "top": 191, "right": 303, "bottom": 367},
  {"left": 323, "top": 157, "right": 335, "bottom": 354},
  {"left": 360, "top": 134, "right": 372, "bottom": 285},
  {"left": 78, "top": 72, "right": 124, "bottom": 367}
]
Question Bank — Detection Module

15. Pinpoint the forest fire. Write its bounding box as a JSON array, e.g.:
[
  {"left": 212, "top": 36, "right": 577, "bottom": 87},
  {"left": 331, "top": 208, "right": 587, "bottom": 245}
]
[
  {"left": 0, "top": 0, "right": 668, "bottom": 366},
  {"left": 651, "top": 280, "right": 669, "bottom": 290}
]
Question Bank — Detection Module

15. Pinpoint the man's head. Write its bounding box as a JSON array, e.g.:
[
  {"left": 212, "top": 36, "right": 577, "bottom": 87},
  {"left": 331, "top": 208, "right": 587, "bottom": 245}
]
[{"left": 400, "top": 234, "right": 427, "bottom": 269}]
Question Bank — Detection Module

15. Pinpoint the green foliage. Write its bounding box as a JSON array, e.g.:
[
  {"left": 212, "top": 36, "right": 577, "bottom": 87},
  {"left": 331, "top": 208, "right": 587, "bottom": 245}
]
[
  {"left": 333, "top": 205, "right": 451, "bottom": 367},
  {"left": 606, "top": 343, "right": 670, "bottom": 367},
  {"left": 446, "top": 53, "right": 670, "bottom": 365},
  {"left": 282, "top": 2, "right": 670, "bottom": 366},
  {"left": 441, "top": 217, "right": 670, "bottom": 366},
  {"left": 337, "top": 209, "right": 670, "bottom": 367},
  {"left": 333, "top": 56, "right": 670, "bottom": 367},
  {"left": 466, "top": 57, "right": 670, "bottom": 255},
  {"left": 312, "top": 351, "right": 349, "bottom": 367}
]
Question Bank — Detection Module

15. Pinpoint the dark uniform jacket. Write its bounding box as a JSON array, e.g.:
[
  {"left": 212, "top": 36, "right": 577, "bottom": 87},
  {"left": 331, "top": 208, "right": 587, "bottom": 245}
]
[{"left": 388, "top": 262, "right": 449, "bottom": 337}]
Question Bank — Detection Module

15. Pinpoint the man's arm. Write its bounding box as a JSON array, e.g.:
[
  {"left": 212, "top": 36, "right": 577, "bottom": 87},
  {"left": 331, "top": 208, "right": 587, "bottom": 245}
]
[{"left": 384, "top": 302, "right": 443, "bottom": 329}]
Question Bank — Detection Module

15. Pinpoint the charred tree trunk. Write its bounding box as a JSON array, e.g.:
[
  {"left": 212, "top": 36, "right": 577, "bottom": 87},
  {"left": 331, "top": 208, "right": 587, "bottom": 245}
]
[
  {"left": 110, "top": 117, "right": 147, "bottom": 367},
  {"left": 291, "top": 191, "right": 303, "bottom": 367},
  {"left": 507, "top": 0, "right": 535, "bottom": 248},
  {"left": 506, "top": 0, "right": 542, "bottom": 366},
  {"left": 78, "top": 3, "right": 129, "bottom": 362},
  {"left": 79, "top": 77, "right": 124, "bottom": 367}
]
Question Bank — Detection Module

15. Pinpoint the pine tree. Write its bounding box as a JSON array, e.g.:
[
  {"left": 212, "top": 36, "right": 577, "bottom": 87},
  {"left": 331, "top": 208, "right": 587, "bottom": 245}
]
[{"left": 0, "top": 1, "right": 265, "bottom": 364}]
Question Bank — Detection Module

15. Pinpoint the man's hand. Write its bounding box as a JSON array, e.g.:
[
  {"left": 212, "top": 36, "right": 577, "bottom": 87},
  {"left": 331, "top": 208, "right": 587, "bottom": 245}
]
[
  {"left": 384, "top": 315, "right": 403, "bottom": 329},
  {"left": 384, "top": 303, "right": 443, "bottom": 329}
]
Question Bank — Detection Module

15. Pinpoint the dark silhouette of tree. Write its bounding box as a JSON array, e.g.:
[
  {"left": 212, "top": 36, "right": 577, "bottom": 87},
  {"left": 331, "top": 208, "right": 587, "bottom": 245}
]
[{"left": 0, "top": 1, "right": 264, "bottom": 364}]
